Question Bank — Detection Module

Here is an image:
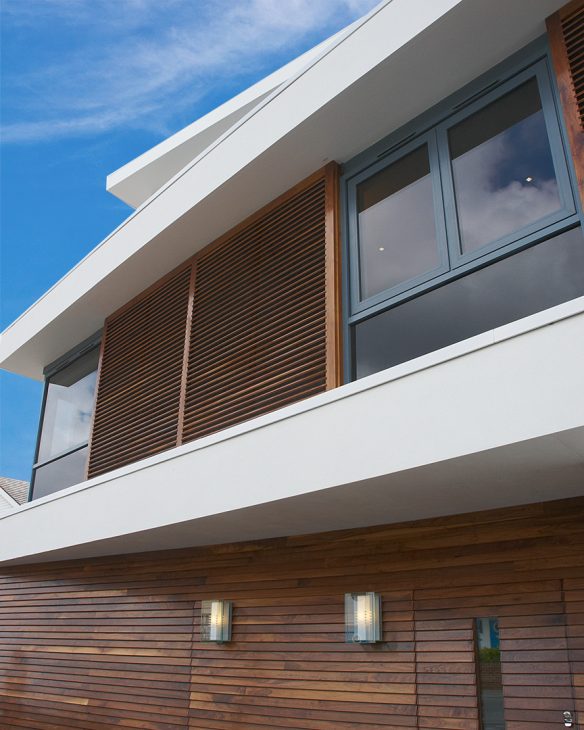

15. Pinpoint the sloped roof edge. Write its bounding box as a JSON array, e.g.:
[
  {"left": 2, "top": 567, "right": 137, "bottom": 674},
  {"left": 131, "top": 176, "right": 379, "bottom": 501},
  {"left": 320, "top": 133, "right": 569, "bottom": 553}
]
[{"left": 106, "top": 20, "right": 363, "bottom": 209}]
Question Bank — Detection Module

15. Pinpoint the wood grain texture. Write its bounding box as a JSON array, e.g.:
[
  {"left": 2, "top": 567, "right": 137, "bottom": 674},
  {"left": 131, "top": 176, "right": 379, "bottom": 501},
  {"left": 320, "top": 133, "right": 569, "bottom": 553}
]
[
  {"left": 1, "top": 497, "right": 583, "bottom": 729},
  {"left": 547, "top": 0, "right": 584, "bottom": 209},
  {"left": 87, "top": 265, "right": 192, "bottom": 478},
  {"left": 87, "top": 165, "right": 341, "bottom": 477}
]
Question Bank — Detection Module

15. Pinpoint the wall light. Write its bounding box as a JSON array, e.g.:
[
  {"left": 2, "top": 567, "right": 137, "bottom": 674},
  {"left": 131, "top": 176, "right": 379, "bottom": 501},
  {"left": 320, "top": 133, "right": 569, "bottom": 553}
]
[
  {"left": 200, "top": 599, "right": 232, "bottom": 643},
  {"left": 345, "top": 592, "right": 382, "bottom": 643}
]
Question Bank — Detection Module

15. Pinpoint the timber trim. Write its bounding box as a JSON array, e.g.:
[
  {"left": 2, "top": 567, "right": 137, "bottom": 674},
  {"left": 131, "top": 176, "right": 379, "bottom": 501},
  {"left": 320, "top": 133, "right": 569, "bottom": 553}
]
[
  {"left": 176, "top": 264, "right": 197, "bottom": 446},
  {"left": 547, "top": 0, "right": 584, "bottom": 209},
  {"left": 324, "top": 162, "right": 343, "bottom": 390}
]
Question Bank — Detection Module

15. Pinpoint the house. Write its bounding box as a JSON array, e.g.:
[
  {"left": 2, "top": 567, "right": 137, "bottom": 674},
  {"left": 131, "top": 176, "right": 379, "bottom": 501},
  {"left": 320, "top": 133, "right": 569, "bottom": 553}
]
[
  {"left": 1, "top": 0, "right": 583, "bottom": 727},
  {"left": 0, "top": 477, "right": 28, "bottom": 516}
]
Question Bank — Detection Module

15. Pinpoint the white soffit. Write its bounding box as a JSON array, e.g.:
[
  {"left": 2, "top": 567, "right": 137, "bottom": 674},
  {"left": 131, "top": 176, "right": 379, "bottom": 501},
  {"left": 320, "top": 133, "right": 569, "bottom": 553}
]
[
  {"left": 106, "top": 26, "right": 354, "bottom": 209},
  {"left": 0, "top": 0, "right": 566, "bottom": 380}
]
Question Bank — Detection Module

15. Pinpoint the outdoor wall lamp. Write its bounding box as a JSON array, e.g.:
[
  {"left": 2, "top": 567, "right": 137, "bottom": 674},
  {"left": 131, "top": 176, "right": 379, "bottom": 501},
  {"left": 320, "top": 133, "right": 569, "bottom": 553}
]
[
  {"left": 200, "top": 599, "right": 232, "bottom": 643},
  {"left": 345, "top": 592, "right": 382, "bottom": 643}
]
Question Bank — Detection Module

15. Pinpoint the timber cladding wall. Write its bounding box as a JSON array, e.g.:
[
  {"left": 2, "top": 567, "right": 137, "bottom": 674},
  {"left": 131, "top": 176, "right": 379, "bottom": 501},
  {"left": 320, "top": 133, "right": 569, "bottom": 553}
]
[
  {"left": 87, "top": 163, "right": 342, "bottom": 480},
  {"left": 0, "top": 497, "right": 583, "bottom": 730}
]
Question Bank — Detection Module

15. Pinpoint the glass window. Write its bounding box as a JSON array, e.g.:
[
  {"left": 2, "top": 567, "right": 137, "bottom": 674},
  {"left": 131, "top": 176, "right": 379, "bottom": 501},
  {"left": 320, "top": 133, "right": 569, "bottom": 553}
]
[
  {"left": 448, "top": 77, "right": 561, "bottom": 254},
  {"left": 32, "top": 447, "right": 89, "bottom": 501},
  {"left": 31, "top": 345, "right": 100, "bottom": 500},
  {"left": 357, "top": 145, "right": 441, "bottom": 299},
  {"left": 347, "top": 52, "right": 581, "bottom": 379},
  {"left": 37, "top": 347, "right": 99, "bottom": 462},
  {"left": 476, "top": 617, "right": 505, "bottom": 730},
  {"left": 354, "top": 226, "right": 584, "bottom": 378}
]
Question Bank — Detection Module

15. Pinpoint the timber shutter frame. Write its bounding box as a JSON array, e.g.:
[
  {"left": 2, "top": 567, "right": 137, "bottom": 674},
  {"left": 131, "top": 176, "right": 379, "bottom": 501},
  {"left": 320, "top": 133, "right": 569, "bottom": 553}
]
[
  {"left": 547, "top": 0, "right": 584, "bottom": 210},
  {"left": 87, "top": 163, "right": 342, "bottom": 479}
]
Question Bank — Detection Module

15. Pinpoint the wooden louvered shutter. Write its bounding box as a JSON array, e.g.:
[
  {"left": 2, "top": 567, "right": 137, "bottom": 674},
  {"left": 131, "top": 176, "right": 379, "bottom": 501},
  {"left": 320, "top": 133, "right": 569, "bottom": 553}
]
[
  {"left": 547, "top": 0, "right": 584, "bottom": 209},
  {"left": 181, "top": 165, "right": 340, "bottom": 443},
  {"left": 87, "top": 164, "right": 341, "bottom": 477},
  {"left": 87, "top": 266, "right": 193, "bottom": 478}
]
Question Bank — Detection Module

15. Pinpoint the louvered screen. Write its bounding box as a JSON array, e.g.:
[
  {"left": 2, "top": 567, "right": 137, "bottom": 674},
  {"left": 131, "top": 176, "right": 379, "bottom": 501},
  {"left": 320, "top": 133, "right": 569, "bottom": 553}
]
[
  {"left": 182, "top": 175, "right": 330, "bottom": 442},
  {"left": 562, "top": 1, "right": 584, "bottom": 128},
  {"left": 548, "top": 0, "right": 584, "bottom": 208},
  {"left": 88, "top": 266, "right": 192, "bottom": 478},
  {"left": 87, "top": 165, "right": 340, "bottom": 477}
]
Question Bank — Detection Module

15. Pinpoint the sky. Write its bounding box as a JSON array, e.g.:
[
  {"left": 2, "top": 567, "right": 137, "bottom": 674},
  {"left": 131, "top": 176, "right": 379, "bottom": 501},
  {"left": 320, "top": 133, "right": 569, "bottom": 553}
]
[{"left": 0, "top": 0, "right": 379, "bottom": 481}]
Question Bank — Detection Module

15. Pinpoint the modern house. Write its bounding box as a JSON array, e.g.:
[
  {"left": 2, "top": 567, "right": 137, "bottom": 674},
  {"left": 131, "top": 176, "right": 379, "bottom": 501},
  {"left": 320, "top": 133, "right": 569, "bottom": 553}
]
[{"left": 1, "top": 0, "right": 583, "bottom": 727}]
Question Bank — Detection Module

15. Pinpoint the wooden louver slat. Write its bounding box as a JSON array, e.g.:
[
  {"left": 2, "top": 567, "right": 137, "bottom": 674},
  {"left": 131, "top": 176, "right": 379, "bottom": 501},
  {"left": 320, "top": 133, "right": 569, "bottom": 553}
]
[
  {"left": 182, "top": 173, "right": 332, "bottom": 443},
  {"left": 87, "top": 164, "right": 341, "bottom": 477},
  {"left": 547, "top": 0, "right": 584, "bottom": 209},
  {"left": 87, "top": 267, "right": 192, "bottom": 478}
]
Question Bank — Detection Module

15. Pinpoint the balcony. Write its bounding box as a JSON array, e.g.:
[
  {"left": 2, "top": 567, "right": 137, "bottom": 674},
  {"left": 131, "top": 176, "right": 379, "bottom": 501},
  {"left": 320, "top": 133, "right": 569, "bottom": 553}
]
[{"left": 1, "top": 296, "right": 583, "bottom": 564}]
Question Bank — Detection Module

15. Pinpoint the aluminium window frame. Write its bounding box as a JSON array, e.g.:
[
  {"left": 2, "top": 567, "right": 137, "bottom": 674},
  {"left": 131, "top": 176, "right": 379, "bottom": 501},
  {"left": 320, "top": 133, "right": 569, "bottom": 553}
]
[
  {"left": 347, "top": 131, "right": 450, "bottom": 313},
  {"left": 341, "top": 36, "right": 584, "bottom": 381},
  {"left": 29, "top": 330, "right": 102, "bottom": 501},
  {"left": 437, "top": 59, "right": 576, "bottom": 269}
]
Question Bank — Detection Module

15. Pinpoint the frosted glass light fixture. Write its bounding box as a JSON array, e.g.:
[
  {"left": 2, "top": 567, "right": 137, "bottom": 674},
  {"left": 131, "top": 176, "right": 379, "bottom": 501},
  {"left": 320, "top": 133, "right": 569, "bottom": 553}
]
[
  {"left": 345, "top": 592, "right": 382, "bottom": 643},
  {"left": 200, "top": 600, "right": 232, "bottom": 642}
]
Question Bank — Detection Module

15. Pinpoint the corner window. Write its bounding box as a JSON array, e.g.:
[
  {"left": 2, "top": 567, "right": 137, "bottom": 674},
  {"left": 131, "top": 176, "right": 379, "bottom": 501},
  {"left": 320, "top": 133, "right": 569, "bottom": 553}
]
[
  {"left": 31, "top": 345, "right": 100, "bottom": 500},
  {"left": 346, "top": 49, "right": 583, "bottom": 379}
]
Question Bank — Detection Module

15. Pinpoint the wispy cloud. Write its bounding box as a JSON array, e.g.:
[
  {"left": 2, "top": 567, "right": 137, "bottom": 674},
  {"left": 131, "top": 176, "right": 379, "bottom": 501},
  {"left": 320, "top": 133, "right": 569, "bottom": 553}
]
[{"left": 1, "top": 0, "right": 380, "bottom": 144}]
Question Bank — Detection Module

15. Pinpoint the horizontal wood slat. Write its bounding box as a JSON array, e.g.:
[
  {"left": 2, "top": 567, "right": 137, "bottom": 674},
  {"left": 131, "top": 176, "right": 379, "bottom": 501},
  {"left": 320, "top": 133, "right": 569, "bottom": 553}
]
[
  {"left": 86, "top": 164, "right": 341, "bottom": 478},
  {"left": 548, "top": 0, "right": 584, "bottom": 209},
  {"left": 0, "top": 498, "right": 582, "bottom": 729},
  {"left": 87, "top": 266, "right": 192, "bottom": 478},
  {"left": 182, "top": 176, "right": 329, "bottom": 444}
]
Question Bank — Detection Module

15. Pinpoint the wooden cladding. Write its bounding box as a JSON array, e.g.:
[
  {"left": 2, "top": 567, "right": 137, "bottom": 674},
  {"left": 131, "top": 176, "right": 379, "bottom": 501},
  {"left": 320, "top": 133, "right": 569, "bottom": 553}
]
[
  {"left": 548, "top": 0, "right": 584, "bottom": 208},
  {"left": 88, "top": 165, "right": 341, "bottom": 478},
  {"left": 0, "top": 497, "right": 583, "bottom": 729}
]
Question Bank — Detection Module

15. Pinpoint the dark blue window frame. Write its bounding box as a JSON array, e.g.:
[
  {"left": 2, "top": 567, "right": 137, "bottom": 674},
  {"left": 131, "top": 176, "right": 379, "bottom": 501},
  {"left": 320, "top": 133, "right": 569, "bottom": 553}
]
[
  {"left": 29, "top": 331, "right": 101, "bottom": 501},
  {"left": 342, "top": 37, "right": 583, "bottom": 381}
]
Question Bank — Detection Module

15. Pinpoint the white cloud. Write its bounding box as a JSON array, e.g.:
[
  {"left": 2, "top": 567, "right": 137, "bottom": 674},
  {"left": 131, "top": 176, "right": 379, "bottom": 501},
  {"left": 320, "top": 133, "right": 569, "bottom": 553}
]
[{"left": 1, "top": 0, "right": 380, "bottom": 144}]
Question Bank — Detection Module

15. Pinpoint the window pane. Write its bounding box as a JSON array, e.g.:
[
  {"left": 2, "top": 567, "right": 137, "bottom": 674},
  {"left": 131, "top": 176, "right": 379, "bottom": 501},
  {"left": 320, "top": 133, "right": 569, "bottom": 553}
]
[
  {"left": 476, "top": 618, "right": 505, "bottom": 730},
  {"left": 37, "top": 347, "right": 100, "bottom": 462},
  {"left": 354, "top": 226, "right": 584, "bottom": 378},
  {"left": 357, "top": 145, "right": 440, "bottom": 299},
  {"left": 32, "top": 447, "right": 88, "bottom": 500},
  {"left": 449, "top": 77, "right": 562, "bottom": 254}
]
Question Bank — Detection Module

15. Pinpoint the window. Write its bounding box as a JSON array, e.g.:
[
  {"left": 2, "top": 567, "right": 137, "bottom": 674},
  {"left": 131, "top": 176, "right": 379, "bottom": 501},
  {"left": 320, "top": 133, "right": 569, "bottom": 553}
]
[
  {"left": 31, "top": 344, "right": 100, "bottom": 500},
  {"left": 357, "top": 141, "right": 446, "bottom": 300},
  {"left": 446, "top": 77, "right": 562, "bottom": 256},
  {"left": 475, "top": 617, "right": 505, "bottom": 730},
  {"left": 345, "top": 46, "right": 583, "bottom": 379}
]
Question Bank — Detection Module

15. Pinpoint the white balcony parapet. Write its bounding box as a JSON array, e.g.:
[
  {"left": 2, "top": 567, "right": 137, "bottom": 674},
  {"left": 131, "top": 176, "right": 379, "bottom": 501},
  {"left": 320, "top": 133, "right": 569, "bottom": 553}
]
[{"left": 1, "top": 298, "right": 583, "bottom": 565}]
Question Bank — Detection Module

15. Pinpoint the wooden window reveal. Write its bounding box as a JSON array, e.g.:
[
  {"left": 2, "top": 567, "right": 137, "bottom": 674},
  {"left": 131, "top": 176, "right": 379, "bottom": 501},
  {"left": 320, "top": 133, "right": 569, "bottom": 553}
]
[
  {"left": 547, "top": 0, "right": 584, "bottom": 208},
  {"left": 87, "top": 164, "right": 341, "bottom": 477}
]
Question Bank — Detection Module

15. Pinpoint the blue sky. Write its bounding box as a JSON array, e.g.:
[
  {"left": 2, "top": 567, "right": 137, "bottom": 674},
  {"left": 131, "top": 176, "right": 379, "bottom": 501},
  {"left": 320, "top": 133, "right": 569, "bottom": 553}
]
[{"left": 0, "top": 0, "right": 378, "bottom": 481}]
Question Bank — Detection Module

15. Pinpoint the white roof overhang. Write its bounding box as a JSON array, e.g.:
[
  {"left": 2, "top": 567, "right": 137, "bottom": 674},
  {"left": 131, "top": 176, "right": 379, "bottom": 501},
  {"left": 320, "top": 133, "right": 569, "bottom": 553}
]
[
  {"left": 0, "top": 0, "right": 567, "bottom": 380},
  {"left": 106, "top": 27, "right": 354, "bottom": 209}
]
